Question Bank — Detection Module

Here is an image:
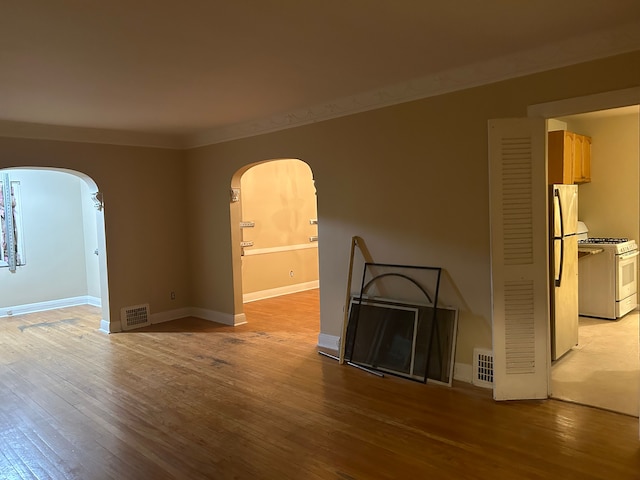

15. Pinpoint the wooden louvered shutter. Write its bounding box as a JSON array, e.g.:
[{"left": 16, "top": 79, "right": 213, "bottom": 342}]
[{"left": 488, "top": 118, "right": 549, "bottom": 400}]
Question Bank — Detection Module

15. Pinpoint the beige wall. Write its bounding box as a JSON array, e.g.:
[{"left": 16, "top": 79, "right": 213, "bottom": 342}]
[
  {"left": 240, "top": 159, "right": 319, "bottom": 295},
  {"left": 0, "top": 139, "right": 189, "bottom": 326},
  {"left": 0, "top": 51, "right": 638, "bottom": 367},
  {"left": 186, "top": 50, "right": 640, "bottom": 367},
  {"left": 566, "top": 110, "right": 640, "bottom": 240}
]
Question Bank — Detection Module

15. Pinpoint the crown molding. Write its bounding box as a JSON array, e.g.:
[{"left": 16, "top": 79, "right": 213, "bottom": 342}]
[
  {"left": 0, "top": 120, "right": 186, "bottom": 149},
  {"left": 1, "top": 21, "right": 639, "bottom": 150},
  {"left": 186, "top": 20, "right": 640, "bottom": 148}
]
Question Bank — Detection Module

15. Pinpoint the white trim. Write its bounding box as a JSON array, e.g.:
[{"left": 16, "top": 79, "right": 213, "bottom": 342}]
[
  {"left": 187, "top": 22, "right": 640, "bottom": 148},
  {"left": 317, "top": 333, "right": 340, "bottom": 353},
  {"left": 0, "top": 24, "right": 638, "bottom": 149},
  {"left": 105, "top": 306, "right": 244, "bottom": 332},
  {"left": 87, "top": 296, "right": 102, "bottom": 307},
  {"left": 317, "top": 336, "right": 476, "bottom": 386},
  {"left": 233, "top": 313, "right": 247, "bottom": 326},
  {"left": 243, "top": 280, "right": 319, "bottom": 303},
  {"left": 243, "top": 243, "right": 317, "bottom": 256},
  {"left": 528, "top": 86, "right": 640, "bottom": 118},
  {"left": 150, "top": 307, "right": 192, "bottom": 325},
  {"left": 526, "top": 87, "right": 640, "bottom": 428},
  {"left": 453, "top": 363, "right": 473, "bottom": 384},
  {"left": 99, "top": 319, "right": 111, "bottom": 334},
  {"left": 188, "top": 307, "right": 242, "bottom": 326},
  {"left": 0, "top": 120, "right": 185, "bottom": 149},
  {"left": 0, "top": 295, "right": 98, "bottom": 318}
]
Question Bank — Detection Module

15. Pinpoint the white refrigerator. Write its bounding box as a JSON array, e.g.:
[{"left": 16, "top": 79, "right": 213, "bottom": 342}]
[{"left": 550, "top": 184, "right": 579, "bottom": 361}]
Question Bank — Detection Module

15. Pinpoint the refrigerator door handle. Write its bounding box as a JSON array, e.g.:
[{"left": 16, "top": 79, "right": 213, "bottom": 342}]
[
  {"left": 555, "top": 238, "right": 564, "bottom": 287},
  {"left": 554, "top": 188, "right": 564, "bottom": 239}
]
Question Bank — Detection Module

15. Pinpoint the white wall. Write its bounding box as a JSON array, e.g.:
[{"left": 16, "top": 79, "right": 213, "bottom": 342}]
[
  {"left": 0, "top": 169, "right": 98, "bottom": 310},
  {"left": 81, "top": 179, "right": 101, "bottom": 300}
]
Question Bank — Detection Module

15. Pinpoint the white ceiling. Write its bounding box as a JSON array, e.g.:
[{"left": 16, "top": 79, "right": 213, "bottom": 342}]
[{"left": 2, "top": 1, "right": 640, "bottom": 148}]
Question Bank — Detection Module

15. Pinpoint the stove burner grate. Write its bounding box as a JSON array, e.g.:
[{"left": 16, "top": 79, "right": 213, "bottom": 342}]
[{"left": 579, "top": 237, "right": 629, "bottom": 244}]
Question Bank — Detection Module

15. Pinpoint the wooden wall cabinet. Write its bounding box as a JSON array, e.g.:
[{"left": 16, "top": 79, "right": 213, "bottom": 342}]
[
  {"left": 573, "top": 134, "right": 591, "bottom": 184},
  {"left": 547, "top": 130, "right": 591, "bottom": 185}
]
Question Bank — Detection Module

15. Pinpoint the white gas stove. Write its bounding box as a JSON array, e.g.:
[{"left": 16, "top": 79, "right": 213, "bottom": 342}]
[
  {"left": 578, "top": 235, "right": 639, "bottom": 319},
  {"left": 578, "top": 237, "right": 638, "bottom": 254}
]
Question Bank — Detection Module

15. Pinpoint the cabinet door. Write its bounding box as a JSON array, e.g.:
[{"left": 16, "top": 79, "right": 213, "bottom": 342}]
[
  {"left": 573, "top": 134, "right": 592, "bottom": 184},
  {"left": 562, "top": 131, "right": 575, "bottom": 184},
  {"left": 573, "top": 134, "right": 584, "bottom": 182},
  {"left": 580, "top": 135, "right": 591, "bottom": 183},
  {"left": 548, "top": 130, "right": 574, "bottom": 184}
]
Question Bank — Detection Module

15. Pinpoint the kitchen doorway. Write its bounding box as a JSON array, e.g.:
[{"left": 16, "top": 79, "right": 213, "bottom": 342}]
[{"left": 548, "top": 105, "right": 640, "bottom": 416}]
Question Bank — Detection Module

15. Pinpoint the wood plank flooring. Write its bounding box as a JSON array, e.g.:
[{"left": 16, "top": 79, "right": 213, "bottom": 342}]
[{"left": 1, "top": 289, "right": 639, "bottom": 479}]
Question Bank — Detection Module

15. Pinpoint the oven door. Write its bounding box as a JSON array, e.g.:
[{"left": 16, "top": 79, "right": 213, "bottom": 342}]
[{"left": 616, "top": 249, "right": 639, "bottom": 300}]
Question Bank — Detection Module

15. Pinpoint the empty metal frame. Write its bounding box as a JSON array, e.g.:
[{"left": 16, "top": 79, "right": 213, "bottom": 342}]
[{"left": 344, "top": 263, "right": 458, "bottom": 385}]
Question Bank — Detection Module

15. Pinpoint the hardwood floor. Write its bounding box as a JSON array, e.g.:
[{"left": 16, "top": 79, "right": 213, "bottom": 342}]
[{"left": 1, "top": 289, "right": 639, "bottom": 479}]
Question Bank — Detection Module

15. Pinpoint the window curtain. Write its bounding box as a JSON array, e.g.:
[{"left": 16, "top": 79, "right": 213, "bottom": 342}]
[{"left": 1, "top": 173, "right": 20, "bottom": 272}]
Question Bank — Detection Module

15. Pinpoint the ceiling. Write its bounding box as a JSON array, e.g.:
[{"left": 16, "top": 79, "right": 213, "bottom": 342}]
[
  {"left": 2, "top": 1, "right": 640, "bottom": 148},
  {"left": 558, "top": 105, "right": 640, "bottom": 121}
]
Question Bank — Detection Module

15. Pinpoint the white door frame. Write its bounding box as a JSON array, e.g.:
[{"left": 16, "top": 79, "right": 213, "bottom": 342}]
[{"left": 526, "top": 86, "right": 640, "bottom": 393}]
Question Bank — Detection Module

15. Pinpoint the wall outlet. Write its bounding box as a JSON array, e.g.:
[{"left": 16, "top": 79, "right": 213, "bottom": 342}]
[
  {"left": 289, "top": 270, "right": 294, "bottom": 277},
  {"left": 170, "top": 291, "right": 176, "bottom": 300}
]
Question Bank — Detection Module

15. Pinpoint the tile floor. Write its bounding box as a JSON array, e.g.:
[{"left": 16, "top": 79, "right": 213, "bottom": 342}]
[{"left": 551, "top": 311, "right": 639, "bottom": 417}]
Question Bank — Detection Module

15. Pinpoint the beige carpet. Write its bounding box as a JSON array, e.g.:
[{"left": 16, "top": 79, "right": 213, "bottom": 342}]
[{"left": 551, "top": 311, "right": 639, "bottom": 417}]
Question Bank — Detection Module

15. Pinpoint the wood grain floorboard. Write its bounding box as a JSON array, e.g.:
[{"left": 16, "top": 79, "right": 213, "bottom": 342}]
[{"left": 1, "top": 289, "right": 639, "bottom": 479}]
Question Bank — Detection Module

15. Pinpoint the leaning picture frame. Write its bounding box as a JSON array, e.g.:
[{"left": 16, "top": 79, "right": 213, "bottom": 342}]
[{"left": 345, "top": 295, "right": 458, "bottom": 386}]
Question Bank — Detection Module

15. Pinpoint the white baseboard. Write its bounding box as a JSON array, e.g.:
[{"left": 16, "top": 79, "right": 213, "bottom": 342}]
[
  {"left": 110, "top": 306, "right": 247, "bottom": 331},
  {"left": 233, "top": 313, "right": 247, "bottom": 326},
  {"left": 99, "top": 319, "right": 112, "bottom": 334},
  {"left": 150, "top": 307, "right": 192, "bottom": 325},
  {"left": 0, "top": 295, "right": 97, "bottom": 318},
  {"left": 87, "top": 296, "right": 102, "bottom": 307},
  {"left": 188, "top": 307, "right": 239, "bottom": 326},
  {"left": 243, "top": 280, "right": 319, "bottom": 303},
  {"left": 314, "top": 334, "right": 474, "bottom": 386},
  {"left": 317, "top": 333, "right": 340, "bottom": 353}
]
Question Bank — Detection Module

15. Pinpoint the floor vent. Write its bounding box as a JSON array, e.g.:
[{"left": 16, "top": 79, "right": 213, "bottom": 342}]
[
  {"left": 473, "top": 348, "right": 494, "bottom": 388},
  {"left": 121, "top": 304, "right": 151, "bottom": 330}
]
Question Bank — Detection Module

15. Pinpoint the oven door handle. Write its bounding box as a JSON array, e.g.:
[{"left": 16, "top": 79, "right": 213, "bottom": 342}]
[{"left": 619, "top": 250, "right": 639, "bottom": 261}]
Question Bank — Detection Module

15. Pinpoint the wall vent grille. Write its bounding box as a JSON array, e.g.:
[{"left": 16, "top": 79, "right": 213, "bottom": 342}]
[
  {"left": 473, "top": 348, "right": 494, "bottom": 389},
  {"left": 121, "top": 304, "right": 151, "bottom": 330}
]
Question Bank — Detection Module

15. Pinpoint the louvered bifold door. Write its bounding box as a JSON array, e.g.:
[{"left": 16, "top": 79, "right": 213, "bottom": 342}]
[{"left": 488, "top": 118, "right": 549, "bottom": 400}]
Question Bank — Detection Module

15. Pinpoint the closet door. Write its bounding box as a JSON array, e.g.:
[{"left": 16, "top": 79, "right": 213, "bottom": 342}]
[{"left": 488, "top": 118, "right": 549, "bottom": 400}]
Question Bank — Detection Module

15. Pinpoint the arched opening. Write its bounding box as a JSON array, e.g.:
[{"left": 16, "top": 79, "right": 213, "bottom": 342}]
[
  {"left": 229, "top": 159, "right": 319, "bottom": 328},
  {"left": 0, "top": 167, "right": 110, "bottom": 331}
]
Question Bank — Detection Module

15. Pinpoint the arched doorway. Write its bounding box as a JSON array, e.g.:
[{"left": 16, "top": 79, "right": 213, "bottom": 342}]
[
  {"left": 0, "top": 167, "right": 110, "bottom": 331},
  {"left": 229, "top": 159, "right": 319, "bottom": 326}
]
